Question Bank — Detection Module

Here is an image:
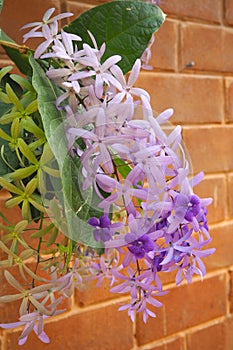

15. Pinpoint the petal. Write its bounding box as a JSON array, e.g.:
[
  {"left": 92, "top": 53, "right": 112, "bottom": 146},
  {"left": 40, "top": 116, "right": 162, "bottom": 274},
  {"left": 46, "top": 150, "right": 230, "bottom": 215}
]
[{"left": 128, "top": 59, "right": 141, "bottom": 87}]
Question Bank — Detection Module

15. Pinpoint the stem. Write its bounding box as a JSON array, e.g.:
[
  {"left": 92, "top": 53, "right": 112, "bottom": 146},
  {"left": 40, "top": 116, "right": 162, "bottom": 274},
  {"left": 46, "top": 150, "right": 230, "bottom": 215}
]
[
  {"left": 0, "top": 40, "right": 29, "bottom": 54},
  {"left": 31, "top": 213, "right": 44, "bottom": 288}
]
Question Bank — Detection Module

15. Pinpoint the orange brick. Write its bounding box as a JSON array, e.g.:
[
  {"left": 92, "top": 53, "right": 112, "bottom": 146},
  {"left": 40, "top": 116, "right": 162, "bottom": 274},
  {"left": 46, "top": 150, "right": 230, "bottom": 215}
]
[
  {"left": 183, "top": 126, "right": 233, "bottom": 174},
  {"left": 195, "top": 175, "right": 227, "bottom": 224},
  {"left": 161, "top": 0, "right": 222, "bottom": 23},
  {"left": 229, "top": 270, "right": 233, "bottom": 313},
  {"left": 5, "top": 303, "right": 134, "bottom": 350},
  {"left": 225, "top": 0, "right": 233, "bottom": 25},
  {"left": 163, "top": 273, "right": 227, "bottom": 335},
  {"left": 223, "top": 30, "right": 233, "bottom": 73},
  {"left": 180, "top": 23, "right": 221, "bottom": 72},
  {"left": 66, "top": 2, "right": 92, "bottom": 20},
  {"left": 150, "top": 19, "right": 178, "bottom": 71},
  {"left": 136, "top": 306, "right": 164, "bottom": 345},
  {"left": 148, "top": 336, "right": 185, "bottom": 350},
  {"left": 225, "top": 78, "right": 233, "bottom": 122},
  {"left": 225, "top": 315, "right": 233, "bottom": 350},
  {"left": 228, "top": 173, "right": 233, "bottom": 218},
  {"left": 186, "top": 321, "right": 225, "bottom": 350},
  {"left": 75, "top": 278, "right": 120, "bottom": 307},
  {"left": 206, "top": 222, "right": 233, "bottom": 271},
  {"left": 180, "top": 23, "right": 233, "bottom": 73},
  {"left": 136, "top": 73, "right": 223, "bottom": 124}
]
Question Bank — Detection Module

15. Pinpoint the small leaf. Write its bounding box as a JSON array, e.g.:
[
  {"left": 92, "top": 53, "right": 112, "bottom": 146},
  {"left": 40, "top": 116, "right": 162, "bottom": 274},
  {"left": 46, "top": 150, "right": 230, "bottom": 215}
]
[
  {"left": 24, "top": 177, "right": 38, "bottom": 195},
  {"left": 22, "top": 199, "right": 31, "bottom": 220},
  {"left": 10, "top": 74, "right": 34, "bottom": 92},
  {"left": 21, "top": 118, "right": 44, "bottom": 139},
  {"left": 5, "top": 195, "right": 22, "bottom": 208},
  {"left": 18, "top": 138, "right": 38, "bottom": 164},
  {"left": 4, "top": 270, "right": 24, "bottom": 292},
  {"left": 11, "top": 117, "right": 20, "bottom": 140},
  {"left": 30, "top": 222, "right": 54, "bottom": 238},
  {"left": 0, "top": 177, "right": 22, "bottom": 194},
  {"left": 25, "top": 99, "right": 38, "bottom": 115},
  {"left": 10, "top": 165, "right": 37, "bottom": 180},
  {"left": 6, "top": 83, "right": 24, "bottom": 112},
  {"left": 14, "top": 220, "right": 28, "bottom": 233},
  {"left": 0, "top": 66, "right": 13, "bottom": 82},
  {"left": 0, "top": 127, "right": 11, "bottom": 141}
]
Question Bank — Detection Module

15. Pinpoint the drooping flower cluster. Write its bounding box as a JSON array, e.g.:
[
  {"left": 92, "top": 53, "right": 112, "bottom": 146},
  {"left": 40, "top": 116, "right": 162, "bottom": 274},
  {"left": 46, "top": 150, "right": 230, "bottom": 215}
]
[{"left": 0, "top": 5, "right": 215, "bottom": 345}]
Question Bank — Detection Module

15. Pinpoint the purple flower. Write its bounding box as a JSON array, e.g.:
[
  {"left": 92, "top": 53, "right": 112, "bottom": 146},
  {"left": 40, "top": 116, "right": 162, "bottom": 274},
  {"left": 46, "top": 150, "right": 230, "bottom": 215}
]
[
  {"left": 88, "top": 215, "right": 113, "bottom": 242},
  {"left": 126, "top": 233, "right": 155, "bottom": 259},
  {"left": 0, "top": 312, "right": 50, "bottom": 345},
  {"left": 21, "top": 8, "right": 73, "bottom": 42}
]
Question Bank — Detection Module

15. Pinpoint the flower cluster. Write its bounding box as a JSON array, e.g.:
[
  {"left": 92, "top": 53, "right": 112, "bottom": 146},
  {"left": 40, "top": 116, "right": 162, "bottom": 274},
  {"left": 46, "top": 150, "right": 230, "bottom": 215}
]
[{"left": 0, "top": 2, "right": 215, "bottom": 345}]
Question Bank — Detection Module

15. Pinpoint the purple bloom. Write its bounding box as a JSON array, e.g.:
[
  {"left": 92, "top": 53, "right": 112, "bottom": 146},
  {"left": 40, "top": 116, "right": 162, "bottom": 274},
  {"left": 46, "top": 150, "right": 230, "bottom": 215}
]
[
  {"left": 88, "top": 215, "right": 113, "bottom": 242},
  {"left": 0, "top": 312, "right": 50, "bottom": 345},
  {"left": 21, "top": 8, "right": 73, "bottom": 42},
  {"left": 126, "top": 233, "right": 155, "bottom": 259}
]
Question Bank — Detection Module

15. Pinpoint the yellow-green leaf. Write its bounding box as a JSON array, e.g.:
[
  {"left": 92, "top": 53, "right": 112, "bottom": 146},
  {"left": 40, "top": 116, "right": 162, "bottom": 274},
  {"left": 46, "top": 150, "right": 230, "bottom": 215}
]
[
  {"left": 21, "top": 118, "right": 44, "bottom": 139},
  {"left": 5, "top": 195, "right": 22, "bottom": 208},
  {"left": 14, "top": 220, "right": 28, "bottom": 233},
  {"left": 25, "top": 99, "right": 38, "bottom": 115},
  {"left": 6, "top": 83, "right": 24, "bottom": 112},
  {"left": 18, "top": 138, "right": 38, "bottom": 164},
  {"left": 0, "top": 66, "right": 13, "bottom": 81},
  {"left": 24, "top": 177, "right": 38, "bottom": 195},
  {"left": 10, "top": 74, "right": 33, "bottom": 92},
  {"left": 0, "top": 128, "right": 11, "bottom": 141},
  {"left": 10, "top": 165, "right": 37, "bottom": 180},
  {"left": 0, "top": 177, "right": 22, "bottom": 194},
  {"left": 11, "top": 117, "right": 20, "bottom": 140}
]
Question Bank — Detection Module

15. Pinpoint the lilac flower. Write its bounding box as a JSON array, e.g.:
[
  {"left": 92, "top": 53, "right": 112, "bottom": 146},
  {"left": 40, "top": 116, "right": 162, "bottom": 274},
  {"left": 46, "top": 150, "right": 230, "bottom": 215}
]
[
  {"left": 58, "top": 259, "right": 83, "bottom": 297},
  {"left": 88, "top": 215, "right": 123, "bottom": 242},
  {"left": 0, "top": 312, "right": 50, "bottom": 345},
  {"left": 41, "top": 30, "right": 82, "bottom": 61},
  {"left": 110, "top": 59, "right": 150, "bottom": 105},
  {"left": 125, "top": 233, "right": 155, "bottom": 259},
  {"left": 21, "top": 8, "right": 73, "bottom": 43},
  {"left": 70, "top": 45, "right": 122, "bottom": 98},
  {"left": 96, "top": 170, "right": 148, "bottom": 215}
]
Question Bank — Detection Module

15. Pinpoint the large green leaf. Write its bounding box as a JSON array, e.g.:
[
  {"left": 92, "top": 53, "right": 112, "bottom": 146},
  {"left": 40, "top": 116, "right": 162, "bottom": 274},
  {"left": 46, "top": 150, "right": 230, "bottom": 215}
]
[
  {"left": 64, "top": 0, "right": 165, "bottom": 74},
  {"left": 0, "top": 29, "right": 31, "bottom": 75},
  {"left": 29, "top": 56, "right": 102, "bottom": 248}
]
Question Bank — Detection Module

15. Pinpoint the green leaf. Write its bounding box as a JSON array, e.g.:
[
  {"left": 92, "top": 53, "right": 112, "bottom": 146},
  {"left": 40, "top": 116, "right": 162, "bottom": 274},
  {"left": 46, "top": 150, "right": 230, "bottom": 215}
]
[
  {"left": 64, "top": 1, "right": 165, "bottom": 74},
  {"left": 29, "top": 56, "right": 102, "bottom": 248},
  {"left": 0, "top": 29, "right": 31, "bottom": 75},
  {"left": 18, "top": 138, "right": 38, "bottom": 164},
  {"left": 0, "top": 0, "right": 4, "bottom": 13}
]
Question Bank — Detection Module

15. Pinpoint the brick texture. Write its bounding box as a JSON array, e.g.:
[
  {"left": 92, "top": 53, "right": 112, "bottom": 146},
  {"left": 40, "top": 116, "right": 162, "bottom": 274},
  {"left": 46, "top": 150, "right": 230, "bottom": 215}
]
[
  {"left": 5, "top": 303, "right": 134, "bottom": 350},
  {"left": 150, "top": 19, "right": 178, "bottom": 71},
  {"left": 180, "top": 23, "right": 233, "bottom": 73},
  {"left": 136, "top": 73, "right": 223, "bottom": 124},
  {"left": 225, "top": 0, "right": 233, "bottom": 25},
  {"left": 161, "top": 0, "right": 222, "bottom": 23},
  {"left": 186, "top": 321, "right": 225, "bottom": 350},
  {"left": 183, "top": 126, "right": 233, "bottom": 173},
  {"left": 206, "top": 222, "right": 233, "bottom": 270},
  {"left": 1, "top": 1, "right": 233, "bottom": 350},
  {"left": 163, "top": 273, "right": 227, "bottom": 336},
  {"left": 225, "top": 78, "right": 233, "bottom": 122}
]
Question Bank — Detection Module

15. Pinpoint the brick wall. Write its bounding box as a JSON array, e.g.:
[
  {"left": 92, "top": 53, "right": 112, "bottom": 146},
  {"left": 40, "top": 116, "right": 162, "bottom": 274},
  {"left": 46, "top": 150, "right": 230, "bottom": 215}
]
[{"left": 0, "top": 0, "right": 233, "bottom": 349}]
